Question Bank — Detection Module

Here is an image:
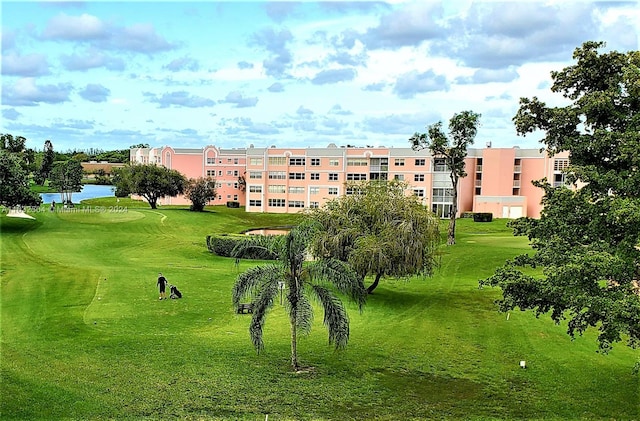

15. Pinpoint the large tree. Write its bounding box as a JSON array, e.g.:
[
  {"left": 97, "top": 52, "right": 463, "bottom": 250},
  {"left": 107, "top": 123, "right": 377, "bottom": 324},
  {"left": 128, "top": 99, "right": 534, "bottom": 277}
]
[
  {"left": 115, "top": 164, "right": 186, "bottom": 209},
  {"left": 185, "top": 177, "right": 217, "bottom": 211},
  {"left": 232, "top": 222, "right": 367, "bottom": 370},
  {"left": 49, "top": 159, "right": 83, "bottom": 204},
  {"left": 410, "top": 111, "right": 481, "bottom": 245},
  {"left": 481, "top": 42, "right": 640, "bottom": 353},
  {"left": 35, "top": 140, "right": 54, "bottom": 185},
  {"left": 0, "top": 149, "right": 42, "bottom": 207},
  {"left": 307, "top": 180, "right": 440, "bottom": 294}
]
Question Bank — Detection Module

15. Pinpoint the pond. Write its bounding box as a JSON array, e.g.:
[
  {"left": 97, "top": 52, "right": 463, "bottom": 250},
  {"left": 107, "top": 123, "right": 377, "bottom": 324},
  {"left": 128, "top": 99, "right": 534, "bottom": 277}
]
[{"left": 40, "top": 184, "right": 115, "bottom": 204}]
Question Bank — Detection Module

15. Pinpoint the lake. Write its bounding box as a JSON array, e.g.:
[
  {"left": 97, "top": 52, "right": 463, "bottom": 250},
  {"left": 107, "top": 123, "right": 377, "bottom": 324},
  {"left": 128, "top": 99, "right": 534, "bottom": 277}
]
[{"left": 40, "top": 184, "right": 115, "bottom": 203}]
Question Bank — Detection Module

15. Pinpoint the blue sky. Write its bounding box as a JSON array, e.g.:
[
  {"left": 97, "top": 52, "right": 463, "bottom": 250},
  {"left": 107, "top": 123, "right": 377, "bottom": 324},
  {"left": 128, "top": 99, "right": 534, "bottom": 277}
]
[{"left": 1, "top": 1, "right": 638, "bottom": 152}]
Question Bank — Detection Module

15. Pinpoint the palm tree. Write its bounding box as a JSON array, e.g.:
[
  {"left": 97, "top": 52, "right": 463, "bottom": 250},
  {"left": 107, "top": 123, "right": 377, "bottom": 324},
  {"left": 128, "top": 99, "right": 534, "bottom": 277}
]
[{"left": 232, "top": 222, "right": 367, "bottom": 370}]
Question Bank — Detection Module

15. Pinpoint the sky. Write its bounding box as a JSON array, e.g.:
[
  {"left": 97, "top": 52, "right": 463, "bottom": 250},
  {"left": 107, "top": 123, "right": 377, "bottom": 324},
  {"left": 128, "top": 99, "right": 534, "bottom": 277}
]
[{"left": 1, "top": 0, "right": 638, "bottom": 152}]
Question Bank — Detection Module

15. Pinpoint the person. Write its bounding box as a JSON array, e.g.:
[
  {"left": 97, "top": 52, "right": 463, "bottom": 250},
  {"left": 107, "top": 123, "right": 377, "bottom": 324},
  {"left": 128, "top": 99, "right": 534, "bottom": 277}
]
[
  {"left": 157, "top": 273, "right": 168, "bottom": 300},
  {"left": 50, "top": 200, "right": 55, "bottom": 212}
]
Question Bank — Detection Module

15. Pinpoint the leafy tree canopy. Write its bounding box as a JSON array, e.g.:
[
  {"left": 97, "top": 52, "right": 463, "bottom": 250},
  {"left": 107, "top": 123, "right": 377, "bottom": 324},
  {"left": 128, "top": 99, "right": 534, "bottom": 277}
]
[
  {"left": 114, "top": 164, "right": 186, "bottom": 209},
  {"left": 481, "top": 41, "right": 640, "bottom": 353},
  {"left": 49, "top": 159, "right": 83, "bottom": 204},
  {"left": 185, "top": 177, "right": 217, "bottom": 211},
  {"left": 410, "top": 110, "right": 481, "bottom": 245},
  {"left": 307, "top": 180, "right": 440, "bottom": 293},
  {"left": 0, "top": 149, "right": 41, "bottom": 207}
]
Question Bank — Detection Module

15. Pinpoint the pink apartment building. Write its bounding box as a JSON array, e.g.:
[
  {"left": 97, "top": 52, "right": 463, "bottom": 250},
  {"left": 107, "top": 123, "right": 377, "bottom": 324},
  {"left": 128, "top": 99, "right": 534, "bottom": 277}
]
[{"left": 130, "top": 144, "right": 570, "bottom": 218}]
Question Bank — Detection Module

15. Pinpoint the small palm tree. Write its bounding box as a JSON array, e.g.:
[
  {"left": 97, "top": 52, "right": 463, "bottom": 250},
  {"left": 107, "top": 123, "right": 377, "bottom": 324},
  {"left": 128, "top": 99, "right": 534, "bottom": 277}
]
[{"left": 232, "top": 222, "right": 367, "bottom": 370}]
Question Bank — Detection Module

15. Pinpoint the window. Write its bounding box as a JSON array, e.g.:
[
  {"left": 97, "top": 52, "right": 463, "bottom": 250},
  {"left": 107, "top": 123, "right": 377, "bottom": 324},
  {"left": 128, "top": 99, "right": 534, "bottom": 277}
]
[
  {"left": 310, "top": 173, "right": 320, "bottom": 180},
  {"left": 309, "top": 202, "right": 320, "bottom": 208},
  {"left": 268, "top": 171, "right": 286, "bottom": 179},
  {"left": 268, "top": 157, "right": 286, "bottom": 165},
  {"left": 233, "top": 182, "right": 238, "bottom": 189},
  {"left": 288, "top": 201, "right": 305, "bottom": 208},
  {"left": 234, "top": 158, "right": 239, "bottom": 165},
  {"left": 249, "top": 185, "right": 262, "bottom": 193},
  {"left": 268, "top": 185, "right": 286, "bottom": 193},
  {"left": 329, "top": 159, "right": 339, "bottom": 166},
  {"left": 289, "top": 186, "right": 304, "bottom": 194},
  {"left": 329, "top": 173, "right": 339, "bottom": 181},
  {"left": 394, "top": 158, "right": 405, "bottom": 166},
  {"left": 207, "top": 157, "right": 215, "bottom": 165},
  {"left": 227, "top": 158, "right": 232, "bottom": 163},
  {"left": 414, "top": 174, "right": 425, "bottom": 182},
  {"left": 250, "top": 157, "right": 263, "bottom": 166},
  {"left": 553, "top": 173, "right": 567, "bottom": 187},
  {"left": 346, "top": 173, "right": 367, "bottom": 181},
  {"left": 347, "top": 158, "right": 368, "bottom": 166},
  {"left": 415, "top": 159, "right": 426, "bottom": 166},
  {"left": 554, "top": 159, "right": 569, "bottom": 171},
  {"left": 249, "top": 171, "right": 262, "bottom": 179},
  {"left": 249, "top": 200, "right": 262, "bottom": 206},
  {"left": 289, "top": 172, "right": 305, "bottom": 180},
  {"left": 233, "top": 195, "right": 238, "bottom": 200},
  {"left": 218, "top": 170, "right": 223, "bottom": 176},
  {"left": 432, "top": 188, "right": 454, "bottom": 201},
  {"left": 328, "top": 187, "right": 338, "bottom": 195},
  {"left": 227, "top": 170, "right": 233, "bottom": 175},
  {"left": 310, "top": 158, "right": 321, "bottom": 166},
  {"left": 233, "top": 170, "right": 238, "bottom": 176},
  {"left": 413, "top": 188, "right": 425, "bottom": 197},
  {"left": 433, "top": 158, "right": 447, "bottom": 172},
  {"left": 268, "top": 198, "right": 286, "bottom": 207},
  {"left": 346, "top": 186, "right": 362, "bottom": 195},
  {"left": 289, "top": 157, "right": 306, "bottom": 166},
  {"left": 309, "top": 187, "right": 320, "bottom": 195},
  {"left": 206, "top": 170, "right": 215, "bottom": 176},
  {"left": 394, "top": 174, "right": 404, "bottom": 181}
]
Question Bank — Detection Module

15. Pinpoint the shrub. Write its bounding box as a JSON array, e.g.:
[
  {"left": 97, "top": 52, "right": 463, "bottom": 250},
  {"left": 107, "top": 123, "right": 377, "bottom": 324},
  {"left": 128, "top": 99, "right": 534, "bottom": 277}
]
[
  {"left": 473, "top": 212, "right": 493, "bottom": 222},
  {"left": 206, "top": 234, "right": 278, "bottom": 260}
]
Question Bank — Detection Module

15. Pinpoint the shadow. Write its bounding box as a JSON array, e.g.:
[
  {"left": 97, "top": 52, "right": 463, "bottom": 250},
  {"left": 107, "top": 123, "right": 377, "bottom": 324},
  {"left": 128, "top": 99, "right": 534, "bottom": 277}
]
[{"left": 0, "top": 216, "right": 43, "bottom": 234}]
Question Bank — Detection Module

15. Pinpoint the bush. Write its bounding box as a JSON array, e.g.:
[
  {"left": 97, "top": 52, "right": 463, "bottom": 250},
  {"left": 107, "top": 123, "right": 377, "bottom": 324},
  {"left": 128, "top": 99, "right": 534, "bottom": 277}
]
[
  {"left": 206, "top": 234, "right": 278, "bottom": 260},
  {"left": 473, "top": 213, "right": 493, "bottom": 222}
]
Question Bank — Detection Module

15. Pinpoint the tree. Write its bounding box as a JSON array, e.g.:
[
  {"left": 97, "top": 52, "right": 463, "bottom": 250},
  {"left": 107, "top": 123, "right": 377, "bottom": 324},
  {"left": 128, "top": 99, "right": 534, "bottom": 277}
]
[
  {"left": 307, "top": 180, "right": 440, "bottom": 294},
  {"left": 185, "top": 177, "right": 217, "bottom": 211},
  {"left": 0, "top": 149, "right": 42, "bottom": 207},
  {"left": 115, "top": 164, "right": 186, "bottom": 209},
  {"left": 1, "top": 133, "right": 26, "bottom": 153},
  {"left": 49, "top": 159, "right": 83, "bottom": 204},
  {"left": 410, "top": 111, "right": 481, "bottom": 245},
  {"left": 232, "top": 222, "right": 367, "bottom": 370},
  {"left": 481, "top": 42, "right": 640, "bottom": 353},
  {"left": 35, "top": 140, "right": 54, "bottom": 185}
]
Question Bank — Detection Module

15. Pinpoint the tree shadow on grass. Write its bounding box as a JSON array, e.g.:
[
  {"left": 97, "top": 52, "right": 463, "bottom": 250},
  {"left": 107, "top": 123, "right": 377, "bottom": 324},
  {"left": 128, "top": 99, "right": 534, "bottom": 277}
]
[{"left": 0, "top": 216, "right": 43, "bottom": 234}]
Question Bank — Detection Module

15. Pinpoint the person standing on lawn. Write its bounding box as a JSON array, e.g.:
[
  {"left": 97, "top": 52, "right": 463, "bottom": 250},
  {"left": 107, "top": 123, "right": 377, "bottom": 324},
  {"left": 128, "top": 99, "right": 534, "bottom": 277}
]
[{"left": 157, "top": 273, "right": 168, "bottom": 300}]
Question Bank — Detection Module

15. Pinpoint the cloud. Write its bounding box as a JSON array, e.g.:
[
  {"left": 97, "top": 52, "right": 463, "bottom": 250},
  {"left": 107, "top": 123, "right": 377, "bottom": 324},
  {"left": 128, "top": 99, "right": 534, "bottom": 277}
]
[
  {"left": 41, "top": 13, "right": 176, "bottom": 53},
  {"left": 296, "top": 106, "right": 314, "bottom": 116},
  {"left": 60, "top": 48, "right": 125, "bottom": 71},
  {"left": 251, "top": 27, "right": 293, "bottom": 77},
  {"left": 264, "top": 2, "right": 301, "bottom": 23},
  {"left": 1, "top": 53, "right": 50, "bottom": 77},
  {"left": 164, "top": 56, "right": 200, "bottom": 72},
  {"left": 363, "top": 82, "right": 387, "bottom": 92},
  {"left": 222, "top": 91, "right": 258, "bottom": 108},
  {"left": 41, "top": 13, "right": 108, "bottom": 41},
  {"left": 311, "top": 68, "right": 357, "bottom": 85},
  {"left": 143, "top": 91, "right": 215, "bottom": 108},
  {"left": 222, "top": 117, "right": 280, "bottom": 135},
  {"left": 2, "top": 30, "right": 16, "bottom": 52},
  {"left": 237, "top": 61, "right": 254, "bottom": 70},
  {"left": 456, "top": 68, "right": 519, "bottom": 84},
  {"left": 2, "top": 78, "right": 72, "bottom": 106},
  {"left": 267, "top": 82, "right": 284, "bottom": 92},
  {"left": 360, "top": 2, "right": 447, "bottom": 49},
  {"left": 392, "top": 69, "right": 448, "bottom": 99},
  {"left": 2, "top": 108, "right": 21, "bottom": 121},
  {"left": 329, "top": 104, "right": 353, "bottom": 116},
  {"left": 79, "top": 84, "right": 111, "bottom": 102},
  {"left": 436, "top": 2, "right": 599, "bottom": 69},
  {"left": 361, "top": 112, "right": 440, "bottom": 135}
]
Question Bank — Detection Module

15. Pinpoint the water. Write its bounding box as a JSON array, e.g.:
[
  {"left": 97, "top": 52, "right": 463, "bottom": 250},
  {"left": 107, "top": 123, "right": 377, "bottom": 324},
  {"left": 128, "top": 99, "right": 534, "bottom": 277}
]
[{"left": 40, "top": 184, "right": 115, "bottom": 203}]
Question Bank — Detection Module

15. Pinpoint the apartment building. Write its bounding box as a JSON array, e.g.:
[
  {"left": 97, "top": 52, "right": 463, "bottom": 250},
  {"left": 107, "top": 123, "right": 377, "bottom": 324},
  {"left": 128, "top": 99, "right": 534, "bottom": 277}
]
[{"left": 130, "top": 144, "right": 570, "bottom": 218}]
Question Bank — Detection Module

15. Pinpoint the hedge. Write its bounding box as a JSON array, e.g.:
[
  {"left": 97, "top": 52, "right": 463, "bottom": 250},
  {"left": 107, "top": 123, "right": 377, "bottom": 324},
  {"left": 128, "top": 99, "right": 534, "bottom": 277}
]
[{"left": 206, "top": 234, "right": 279, "bottom": 260}]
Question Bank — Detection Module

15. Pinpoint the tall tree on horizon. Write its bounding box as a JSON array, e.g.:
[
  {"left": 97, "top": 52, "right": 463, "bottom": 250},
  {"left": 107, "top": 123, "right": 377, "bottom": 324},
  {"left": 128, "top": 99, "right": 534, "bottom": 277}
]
[{"left": 410, "top": 110, "right": 481, "bottom": 245}]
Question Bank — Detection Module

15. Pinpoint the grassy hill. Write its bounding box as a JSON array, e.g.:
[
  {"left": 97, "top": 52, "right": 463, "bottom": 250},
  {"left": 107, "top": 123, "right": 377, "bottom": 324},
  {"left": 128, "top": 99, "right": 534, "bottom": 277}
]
[{"left": 1, "top": 198, "right": 637, "bottom": 420}]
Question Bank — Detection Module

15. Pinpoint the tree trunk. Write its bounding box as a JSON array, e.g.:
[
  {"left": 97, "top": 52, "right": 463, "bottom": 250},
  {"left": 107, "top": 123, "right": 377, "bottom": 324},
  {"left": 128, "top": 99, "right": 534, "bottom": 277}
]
[
  {"left": 448, "top": 178, "right": 458, "bottom": 245},
  {"left": 290, "top": 312, "right": 299, "bottom": 370},
  {"left": 367, "top": 272, "right": 383, "bottom": 294}
]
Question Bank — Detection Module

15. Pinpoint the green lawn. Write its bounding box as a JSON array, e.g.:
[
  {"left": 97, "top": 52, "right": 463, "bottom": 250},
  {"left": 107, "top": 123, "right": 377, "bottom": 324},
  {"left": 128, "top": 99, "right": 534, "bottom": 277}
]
[{"left": 1, "top": 199, "right": 638, "bottom": 420}]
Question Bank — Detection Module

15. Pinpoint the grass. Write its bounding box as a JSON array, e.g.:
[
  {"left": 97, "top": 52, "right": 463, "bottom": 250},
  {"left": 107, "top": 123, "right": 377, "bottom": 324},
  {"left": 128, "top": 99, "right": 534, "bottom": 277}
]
[{"left": 1, "top": 198, "right": 638, "bottom": 420}]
